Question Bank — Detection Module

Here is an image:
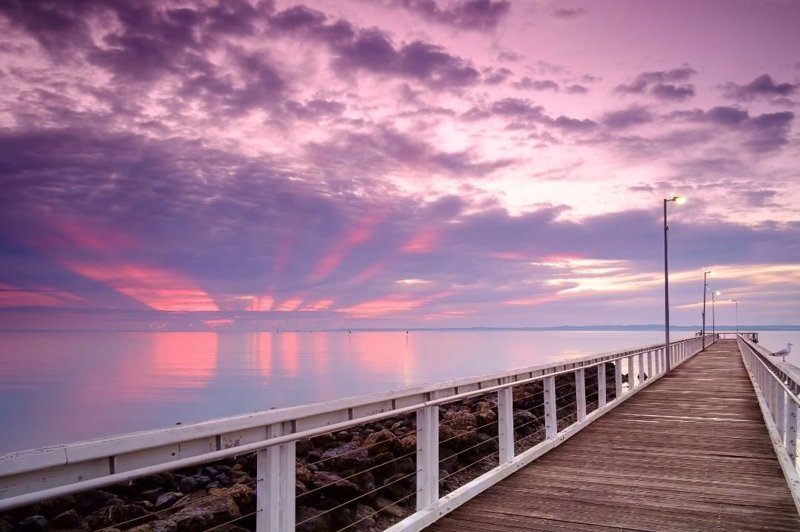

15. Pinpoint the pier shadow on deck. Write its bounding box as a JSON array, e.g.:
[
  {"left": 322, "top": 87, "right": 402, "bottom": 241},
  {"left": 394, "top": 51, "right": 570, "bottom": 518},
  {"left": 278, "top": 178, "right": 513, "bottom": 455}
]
[{"left": 426, "top": 340, "right": 800, "bottom": 531}]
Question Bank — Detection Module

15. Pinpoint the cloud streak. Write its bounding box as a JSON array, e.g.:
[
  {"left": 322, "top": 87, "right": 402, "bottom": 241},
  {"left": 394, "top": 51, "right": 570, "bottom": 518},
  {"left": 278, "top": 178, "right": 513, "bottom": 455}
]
[{"left": 0, "top": 0, "right": 798, "bottom": 329}]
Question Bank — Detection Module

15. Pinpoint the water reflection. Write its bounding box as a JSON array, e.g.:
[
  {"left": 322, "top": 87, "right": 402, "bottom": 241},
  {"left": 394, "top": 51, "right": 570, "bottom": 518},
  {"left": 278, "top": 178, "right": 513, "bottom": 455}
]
[{"left": 1, "top": 330, "right": 794, "bottom": 453}]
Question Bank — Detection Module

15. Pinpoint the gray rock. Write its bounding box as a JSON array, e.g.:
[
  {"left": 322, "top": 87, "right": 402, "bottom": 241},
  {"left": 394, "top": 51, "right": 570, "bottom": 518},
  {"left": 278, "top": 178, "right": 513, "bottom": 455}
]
[
  {"left": 311, "top": 471, "right": 363, "bottom": 501},
  {"left": 155, "top": 492, "right": 182, "bottom": 510},
  {"left": 17, "top": 515, "right": 48, "bottom": 532},
  {"left": 320, "top": 442, "right": 369, "bottom": 470},
  {"left": 140, "top": 487, "right": 164, "bottom": 504},
  {"left": 51, "top": 509, "right": 81, "bottom": 529},
  {"left": 373, "top": 497, "right": 405, "bottom": 518}
]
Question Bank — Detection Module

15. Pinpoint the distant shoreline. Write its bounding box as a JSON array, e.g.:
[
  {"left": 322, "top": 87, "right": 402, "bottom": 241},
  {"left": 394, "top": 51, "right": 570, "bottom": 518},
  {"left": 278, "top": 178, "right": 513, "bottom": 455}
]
[{"left": 0, "top": 325, "right": 797, "bottom": 333}]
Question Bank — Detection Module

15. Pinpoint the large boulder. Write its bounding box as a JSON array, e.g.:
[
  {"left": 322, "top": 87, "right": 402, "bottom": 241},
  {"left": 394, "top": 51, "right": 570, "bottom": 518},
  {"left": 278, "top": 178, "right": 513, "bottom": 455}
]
[
  {"left": 311, "top": 471, "right": 363, "bottom": 501},
  {"left": 169, "top": 491, "right": 240, "bottom": 532},
  {"left": 87, "top": 503, "right": 151, "bottom": 529},
  {"left": 320, "top": 442, "right": 369, "bottom": 470},
  {"left": 363, "top": 429, "right": 396, "bottom": 456}
]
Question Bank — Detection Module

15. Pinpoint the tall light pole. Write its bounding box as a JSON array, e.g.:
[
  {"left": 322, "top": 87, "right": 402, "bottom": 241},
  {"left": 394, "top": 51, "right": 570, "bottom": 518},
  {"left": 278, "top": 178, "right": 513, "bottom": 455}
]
[
  {"left": 702, "top": 270, "right": 711, "bottom": 349},
  {"left": 712, "top": 290, "right": 720, "bottom": 337},
  {"left": 664, "top": 195, "right": 686, "bottom": 373},
  {"left": 729, "top": 299, "right": 739, "bottom": 335}
]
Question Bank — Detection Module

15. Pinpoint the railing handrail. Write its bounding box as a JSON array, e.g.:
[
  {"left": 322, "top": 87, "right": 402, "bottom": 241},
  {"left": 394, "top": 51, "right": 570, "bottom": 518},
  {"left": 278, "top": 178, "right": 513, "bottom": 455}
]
[
  {"left": 0, "top": 334, "right": 712, "bottom": 525},
  {"left": 0, "top": 339, "right": 669, "bottom": 467},
  {"left": 737, "top": 334, "right": 800, "bottom": 515}
]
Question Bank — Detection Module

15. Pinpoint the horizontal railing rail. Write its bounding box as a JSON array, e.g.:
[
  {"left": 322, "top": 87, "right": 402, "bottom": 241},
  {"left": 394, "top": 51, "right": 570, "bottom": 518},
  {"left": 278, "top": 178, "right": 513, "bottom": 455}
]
[
  {"left": 738, "top": 335, "right": 800, "bottom": 514},
  {"left": 1, "top": 334, "right": 712, "bottom": 530}
]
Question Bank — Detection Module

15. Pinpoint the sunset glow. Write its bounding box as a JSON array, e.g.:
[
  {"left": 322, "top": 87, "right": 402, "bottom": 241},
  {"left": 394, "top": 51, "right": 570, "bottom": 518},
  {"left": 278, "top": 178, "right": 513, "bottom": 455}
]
[{"left": 0, "top": 0, "right": 798, "bottom": 329}]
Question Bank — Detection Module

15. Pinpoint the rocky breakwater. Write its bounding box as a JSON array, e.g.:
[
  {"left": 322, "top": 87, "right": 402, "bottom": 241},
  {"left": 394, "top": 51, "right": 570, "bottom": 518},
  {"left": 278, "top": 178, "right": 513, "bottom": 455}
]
[{"left": 1, "top": 365, "right": 618, "bottom": 532}]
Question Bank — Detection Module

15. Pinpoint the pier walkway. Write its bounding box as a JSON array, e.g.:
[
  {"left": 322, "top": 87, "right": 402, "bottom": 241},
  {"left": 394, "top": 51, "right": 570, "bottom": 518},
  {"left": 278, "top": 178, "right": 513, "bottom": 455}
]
[{"left": 427, "top": 339, "right": 800, "bottom": 531}]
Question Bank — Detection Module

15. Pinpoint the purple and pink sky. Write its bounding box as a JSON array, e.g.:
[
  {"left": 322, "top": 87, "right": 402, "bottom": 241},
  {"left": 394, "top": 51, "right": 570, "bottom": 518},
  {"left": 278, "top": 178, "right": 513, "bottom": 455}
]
[{"left": 1, "top": 0, "right": 798, "bottom": 331}]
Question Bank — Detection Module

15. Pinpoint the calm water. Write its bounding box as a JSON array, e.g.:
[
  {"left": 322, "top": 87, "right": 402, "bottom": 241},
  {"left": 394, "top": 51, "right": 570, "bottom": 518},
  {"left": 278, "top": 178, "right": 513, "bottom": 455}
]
[{"left": 0, "top": 330, "right": 795, "bottom": 454}]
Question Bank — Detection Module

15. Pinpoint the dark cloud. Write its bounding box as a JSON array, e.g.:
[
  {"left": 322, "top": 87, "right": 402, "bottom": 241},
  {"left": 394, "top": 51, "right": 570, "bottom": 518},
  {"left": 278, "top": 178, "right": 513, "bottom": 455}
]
[
  {"left": 743, "top": 111, "right": 794, "bottom": 152},
  {"left": 268, "top": 6, "right": 481, "bottom": 89},
  {"left": 565, "top": 84, "right": 588, "bottom": 94},
  {"left": 704, "top": 106, "right": 749, "bottom": 126},
  {"left": 513, "top": 77, "right": 559, "bottom": 91},
  {"left": 667, "top": 106, "right": 794, "bottom": 153},
  {"left": 0, "top": 0, "right": 100, "bottom": 57},
  {"left": 552, "top": 8, "right": 586, "bottom": 20},
  {"left": 284, "top": 98, "right": 346, "bottom": 120},
  {"left": 305, "top": 125, "right": 513, "bottom": 178},
  {"left": 615, "top": 67, "right": 697, "bottom": 101},
  {"left": 551, "top": 116, "right": 598, "bottom": 132},
  {"left": 482, "top": 66, "right": 513, "bottom": 85},
  {"left": 390, "top": 0, "right": 511, "bottom": 30},
  {"left": 741, "top": 189, "right": 779, "bottom": 208},
  {"left": 602, "top": 106, "right": 653, "bottom": 129},
  {"left": 721, "top": 74, "right": 798, "bottom": 101}
]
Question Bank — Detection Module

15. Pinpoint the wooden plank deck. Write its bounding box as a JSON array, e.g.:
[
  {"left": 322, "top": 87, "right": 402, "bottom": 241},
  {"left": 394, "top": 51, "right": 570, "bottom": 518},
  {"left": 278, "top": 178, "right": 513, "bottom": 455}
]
[{"left": 427, "top": 340, "right": 800, "bottom": 531}]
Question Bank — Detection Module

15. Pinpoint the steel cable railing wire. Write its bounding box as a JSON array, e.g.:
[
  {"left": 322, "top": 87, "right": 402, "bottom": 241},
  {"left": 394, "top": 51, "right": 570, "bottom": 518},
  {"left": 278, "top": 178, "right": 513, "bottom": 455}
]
[
  {"left": 94, "top": 475, "right": 261, "bottom": 532},
  {"left": 295, "top": 470, "right": 417, "bottom": 528},
  {"left": 334, "top": 488, "right": 419, "bottom": 532},
  {"left": 440, "top": 449, "right": 500, "bottom": 484},
  {"left": 204, "top": 509, "right": 260, "bottom": 531},
  {"left": 297, "top": 448, "right": 417, "bottom": 501},
  {"left": 438, "top": 417, "right": 499, "bottom": 447},
  {"left": 301, "top": 425, "right": 414, "bottom": 471},
  {"left": 438, "top": 433, "right": 500, "bottom": 466}
]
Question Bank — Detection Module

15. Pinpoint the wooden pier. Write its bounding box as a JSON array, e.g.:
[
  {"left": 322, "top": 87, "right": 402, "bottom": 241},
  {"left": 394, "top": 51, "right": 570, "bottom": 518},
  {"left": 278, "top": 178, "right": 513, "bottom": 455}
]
[{"left": 427, "top": 340, "right": 800, "bottom": 531}]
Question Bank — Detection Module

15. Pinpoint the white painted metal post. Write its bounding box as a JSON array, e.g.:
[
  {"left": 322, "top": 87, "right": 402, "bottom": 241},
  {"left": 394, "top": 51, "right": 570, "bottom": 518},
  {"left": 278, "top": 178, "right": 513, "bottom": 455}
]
[
  {"left": 614, "top": 359, "right": 623, "bottom": 398},
  {"left": 776, "top": 386, "right": 786, "bottom": 440},
  {"left": 655, "top": 348, "right": 662, "bottom": 376},
  {"left": 497, "top": 387, "right": 514, "bottom": 464},
  {"left": 637, "top": 353, "right": 645, "bottom": 386},
  {"left": 648, "top": 351, "right": 654, "bottom": 381},
  {"left": 787, "top": 401, "right": 798, "bottom": 463},
  {"left": 544, "top": 376, "right": 557, "bottom": 439},
  {"left": 576, "top": 369, "right": 586, "bottom": 421},
  {"left": 626, "top": 356, "right": 635, "bottom": 392},
  {"left": 416, "top": 405, "right": 439, "bottom": 510},
  {"left": 258, "top": 422, "right": 296, "bottom": 531},
  {"left": 598, "top": 364, "right": 607, "bottom": 408}
]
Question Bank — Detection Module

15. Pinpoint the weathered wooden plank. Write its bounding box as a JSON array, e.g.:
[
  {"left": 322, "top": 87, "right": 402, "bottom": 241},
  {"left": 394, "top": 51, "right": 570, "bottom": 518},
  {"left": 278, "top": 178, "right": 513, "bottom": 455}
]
[{"left": 427, "top": 340, "right": 800, "bottom": 531}]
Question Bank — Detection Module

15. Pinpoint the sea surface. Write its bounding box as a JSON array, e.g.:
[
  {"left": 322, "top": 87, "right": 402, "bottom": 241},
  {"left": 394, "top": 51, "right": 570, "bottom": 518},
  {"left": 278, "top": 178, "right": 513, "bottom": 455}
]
[{"left": 0, "top": 329, "right": 795, "bottom": 454}]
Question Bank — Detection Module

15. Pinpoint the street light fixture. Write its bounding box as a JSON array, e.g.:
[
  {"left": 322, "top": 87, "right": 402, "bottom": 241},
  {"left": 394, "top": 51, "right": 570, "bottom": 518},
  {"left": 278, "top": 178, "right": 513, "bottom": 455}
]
[
  {"left": 729, "top": 299, "right": 739, "bottom": 335},
  {"left": 712, "top": 290, "right": 721, "bottom": 337},
  {"left": 664, "top": 195, "right": 685, "bottom": 373},
  {"left": 702, "top": 270, "right": 711, "bottom": 349}
]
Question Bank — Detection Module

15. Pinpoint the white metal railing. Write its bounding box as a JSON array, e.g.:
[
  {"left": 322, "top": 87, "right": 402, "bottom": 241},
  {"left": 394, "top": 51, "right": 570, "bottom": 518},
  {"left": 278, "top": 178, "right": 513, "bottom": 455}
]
[
  {"left": 0, "top": 335, "right": 711, "bottom": 530},
  {"left": 738, "top": 334, "right": 800, "bottom": 514}
]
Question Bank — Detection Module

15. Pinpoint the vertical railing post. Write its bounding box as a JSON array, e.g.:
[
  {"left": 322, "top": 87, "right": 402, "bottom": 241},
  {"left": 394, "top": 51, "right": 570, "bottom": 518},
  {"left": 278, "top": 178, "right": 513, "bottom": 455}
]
[
  {"left": 626, "top": 356, "right": 635, "bottom": 392},
  {"left": 614, "top": 359, "right": 623, "bottom": 398},
  {"left": 544, "top": 375, "right": 557, "bottom": 439},
  {"left": 576, "top": 368, "right": 586, "bottom": 421},
  {"left": 648, "top": 350, "right": 654, "bottom": 381},
  {"left": 598, "top": 364, "right": 607, "bottom": 408},
  {"left": 787, "top": 399, "right": 798, "bottom": 463},
  {"left": 258, "top": 422, "right": 296, "bottom": 531},
  {"left": 416, "top": 404, "right": 439, "bottom": 510},
  {"left": 656, "top": 348, "right": 663, "bottom": 376},
  {"left": 497, "top": 386, "right": 514, "bottom": 464},
  {"left": 775, "top": 384, "right": 786, "bottom": 438},
  {"left": 638, "top": 353, "right": 645, "bottom": 385}
]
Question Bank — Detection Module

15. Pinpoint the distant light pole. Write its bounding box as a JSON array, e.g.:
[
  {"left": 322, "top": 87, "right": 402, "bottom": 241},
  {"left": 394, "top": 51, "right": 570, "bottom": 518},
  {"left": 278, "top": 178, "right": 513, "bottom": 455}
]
[
  {"left": 712, "top": 290, "right": 721, "bottom": 337},
  {"left": 702, "top": 270, "right": 711, "bottom": 349},
  {"left": 664, "top": 195, "right": 686, "bottom": 373},
  {"left": 729, "top": 299, "right": 739, "bottom": 335}
]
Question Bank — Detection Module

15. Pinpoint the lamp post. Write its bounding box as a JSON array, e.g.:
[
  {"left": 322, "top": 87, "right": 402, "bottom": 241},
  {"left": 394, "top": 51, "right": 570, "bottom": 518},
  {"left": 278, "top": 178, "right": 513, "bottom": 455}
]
[
  {"left": 729, "top": 299, "right": 739, "bottom": 335},
  {"left": 702, "top": 270, "right": 711, "bottom": 349},
  {"left": 664, "top": 195, "right": 686, "bottom": 373},
  {"left": 712, "top": 290, "right": 720, "bottom": 338}
]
